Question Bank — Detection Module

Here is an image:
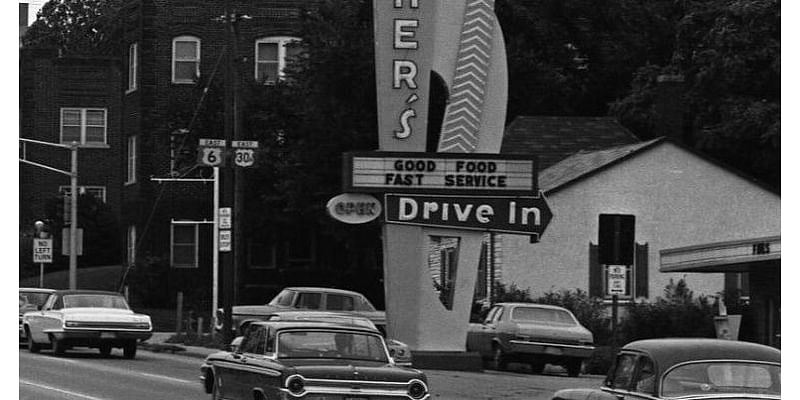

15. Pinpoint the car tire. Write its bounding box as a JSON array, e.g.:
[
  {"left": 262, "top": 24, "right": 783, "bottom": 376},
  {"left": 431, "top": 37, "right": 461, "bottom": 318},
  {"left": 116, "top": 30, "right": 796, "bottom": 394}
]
[
  {"left": 51, "top": 336, "right": 66, "bottom": 356},
  {"left": 26, "top": 328, "right": 40, "bottom": 353},
  {"left": 566, "top": 358, "right": 582, "bottom": 377},
  {"left": 529, "top": 360, "right": 545, "bottom": 374},
  {"left": 492, "top": 345, "right": 508, "bottom": 371},
  {"left": 123, "top": 341, "right": 137, "bottom": 359},
  {"left": 99, "top": 344, "right": 112, "bottom": 357}
]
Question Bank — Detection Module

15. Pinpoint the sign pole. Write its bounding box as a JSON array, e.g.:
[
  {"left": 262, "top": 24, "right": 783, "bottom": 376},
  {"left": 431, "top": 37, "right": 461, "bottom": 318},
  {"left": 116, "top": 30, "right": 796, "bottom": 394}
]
[
  {"left": 211, "top": 167, "right": 220, "bottom": 340},
  {"left": 39, "top": 263, "right": 44, "bottom": 288},
  {"left": 69, "top": 143, "right": 79, "bottom": 290}
]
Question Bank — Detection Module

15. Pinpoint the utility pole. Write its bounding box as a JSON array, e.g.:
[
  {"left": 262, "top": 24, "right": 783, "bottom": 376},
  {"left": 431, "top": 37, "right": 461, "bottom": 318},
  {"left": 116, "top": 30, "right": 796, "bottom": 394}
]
[{"left": 221, "top": 0, "right": 238, "bottom": 345}]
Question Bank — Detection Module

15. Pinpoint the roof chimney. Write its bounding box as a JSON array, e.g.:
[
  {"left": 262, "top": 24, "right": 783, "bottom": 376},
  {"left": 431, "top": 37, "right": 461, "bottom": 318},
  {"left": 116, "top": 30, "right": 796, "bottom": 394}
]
[{"left": 654, "top": 74, "right": 685, "bottom": 143}]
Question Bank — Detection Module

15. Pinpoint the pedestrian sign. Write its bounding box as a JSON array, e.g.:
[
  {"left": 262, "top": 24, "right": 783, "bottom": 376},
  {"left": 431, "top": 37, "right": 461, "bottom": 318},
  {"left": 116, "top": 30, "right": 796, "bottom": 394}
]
[{"left": 33, "top": 239, "right": 53, "bottom": 263}]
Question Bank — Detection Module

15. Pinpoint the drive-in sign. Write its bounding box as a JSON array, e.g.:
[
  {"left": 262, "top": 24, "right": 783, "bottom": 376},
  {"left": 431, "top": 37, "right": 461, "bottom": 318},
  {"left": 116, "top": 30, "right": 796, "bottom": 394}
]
[{"left": 384, "top": 193, "right": 552, "bottom": 239}]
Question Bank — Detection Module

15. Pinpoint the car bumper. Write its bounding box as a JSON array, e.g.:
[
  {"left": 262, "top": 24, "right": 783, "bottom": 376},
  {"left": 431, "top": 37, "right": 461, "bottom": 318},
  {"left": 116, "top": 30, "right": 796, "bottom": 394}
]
[
  {"left": 508, "top": 340, "right": 595, "bottom": 358},
  {"left": 46, "top": 329, "right": 152, "bottom": 342}
]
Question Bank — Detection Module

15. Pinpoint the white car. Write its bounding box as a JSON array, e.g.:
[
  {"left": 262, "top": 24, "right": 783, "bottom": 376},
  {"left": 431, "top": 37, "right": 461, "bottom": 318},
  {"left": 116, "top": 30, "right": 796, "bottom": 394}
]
[
  {"left": 22, "top": 289, "right": 152, "bottom": 358},
  {"left": 19, "top": 288, "right": 55, "bottom": 343}
]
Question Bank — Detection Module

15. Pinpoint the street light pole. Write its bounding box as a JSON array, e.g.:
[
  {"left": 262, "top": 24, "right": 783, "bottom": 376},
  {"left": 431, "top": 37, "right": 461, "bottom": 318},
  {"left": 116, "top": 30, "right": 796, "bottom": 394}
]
[{"left": 221, "top": 0, "right": 237, "bottom": 345}]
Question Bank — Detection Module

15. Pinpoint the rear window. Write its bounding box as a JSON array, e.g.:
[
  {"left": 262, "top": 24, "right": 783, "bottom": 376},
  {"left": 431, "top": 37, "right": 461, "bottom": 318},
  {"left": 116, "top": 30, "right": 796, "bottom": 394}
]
[
  {"left": 63, "top": 294, "right": 129, "bottom": 309},
  {"left": 661, "top": 362, "right": 780, "bottom": 397},
  {"left": 511, "top": 306, "right": 576, "bottom": 325},
  {"left": 20, "top": 292, "right": 51, "bottom": 309}
]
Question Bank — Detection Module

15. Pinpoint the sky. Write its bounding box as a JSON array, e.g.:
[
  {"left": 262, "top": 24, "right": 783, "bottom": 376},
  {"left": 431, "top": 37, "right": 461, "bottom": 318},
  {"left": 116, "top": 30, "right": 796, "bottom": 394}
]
[{"left": 21, "top": 0, "right": 46, "bottom": 26}]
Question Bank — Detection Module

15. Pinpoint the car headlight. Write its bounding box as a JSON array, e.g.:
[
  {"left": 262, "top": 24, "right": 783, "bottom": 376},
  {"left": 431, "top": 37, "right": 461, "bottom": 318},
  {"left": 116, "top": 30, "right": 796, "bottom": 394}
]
[
  {"left": 285, "top": 375, "right": 305, "bottom": 396},
  {"left": 407, "top": 379, "right": 428, "bottom": 399}
]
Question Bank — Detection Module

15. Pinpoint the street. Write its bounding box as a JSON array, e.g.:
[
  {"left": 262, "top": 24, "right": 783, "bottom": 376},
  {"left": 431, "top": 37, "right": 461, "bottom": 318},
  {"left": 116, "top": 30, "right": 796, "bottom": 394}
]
[{"left": 19, "top": 347, "right": 604, "bottom": 400}]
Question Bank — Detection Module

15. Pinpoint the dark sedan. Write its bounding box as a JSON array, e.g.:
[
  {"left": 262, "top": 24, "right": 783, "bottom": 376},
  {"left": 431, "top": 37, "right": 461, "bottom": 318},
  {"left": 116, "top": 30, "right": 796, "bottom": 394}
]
[
  {"left": 201, "top": 320, "right": 429, "bottom": 400},
  {"left": 552, "top": 338, "right": 780, "bottom": 400}
]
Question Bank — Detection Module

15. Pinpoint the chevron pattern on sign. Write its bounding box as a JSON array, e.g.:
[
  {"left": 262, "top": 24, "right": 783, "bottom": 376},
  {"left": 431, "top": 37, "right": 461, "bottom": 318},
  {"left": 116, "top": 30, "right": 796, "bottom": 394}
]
[{"left": 438, "top": 0, "right": 496, "bottom": 153}]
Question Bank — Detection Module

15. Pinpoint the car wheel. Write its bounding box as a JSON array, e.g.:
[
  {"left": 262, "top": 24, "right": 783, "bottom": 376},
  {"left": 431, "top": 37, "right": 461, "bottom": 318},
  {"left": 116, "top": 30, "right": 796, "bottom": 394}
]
[
  {"left": 492, "top": 344, "right": 508, "bottom": 371},
  {"left": 51, "top": 336, "right": 66, "bottom": 356},
  {"left": 26, "top": 328, "right": 40, "bottom": 353},
  {"left": 123, "top": 341, "right": 137, "bottom": 359},
  {"left": 529, "top": 360, "right": 545, "bottom": 374},
  {"left": 99, "top": 344, "right": 112, "bottom": 357},
  {"left": 566, "top": 358, "right": 582, "bottom": 377}
]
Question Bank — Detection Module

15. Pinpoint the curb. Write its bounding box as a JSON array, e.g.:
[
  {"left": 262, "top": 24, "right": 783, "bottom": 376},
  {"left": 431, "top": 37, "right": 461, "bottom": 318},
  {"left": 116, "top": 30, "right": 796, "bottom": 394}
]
[{"left": 139, "top": 342, "right": 215, "bottom": 359}]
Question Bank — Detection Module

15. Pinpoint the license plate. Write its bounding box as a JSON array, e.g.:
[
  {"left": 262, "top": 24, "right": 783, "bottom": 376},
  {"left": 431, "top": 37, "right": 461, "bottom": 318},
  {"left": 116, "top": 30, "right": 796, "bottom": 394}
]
[
  {"left": 344, "top": 397, "right": 369, "bottom": 400},
  {"left": 543, "top": 346, "right": 562, "bottom": 355},
  {"left": 100, "top": 332, "right": 116, "bottom": 339}
]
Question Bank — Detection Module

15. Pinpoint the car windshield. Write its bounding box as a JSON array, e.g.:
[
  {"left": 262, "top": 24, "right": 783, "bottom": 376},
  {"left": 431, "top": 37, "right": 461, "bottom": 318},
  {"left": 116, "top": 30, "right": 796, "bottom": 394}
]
[
  {"left": 661, "top": 361, "right": 780, "bottom": 398},
  {"left": 511, "top": 307, "right": 576, "bottom": 325},
  {"left": 20, "top": 292, "right": 51, "bottom": 309},
  {"left": 269, "top": 290, "right": 295, "bottom": 306},
  {"left": 277, "top": 330, "right": 388, "bottom": 363},
  {"left": 63, "top": 294, "right": 130, "bottom": 309}
]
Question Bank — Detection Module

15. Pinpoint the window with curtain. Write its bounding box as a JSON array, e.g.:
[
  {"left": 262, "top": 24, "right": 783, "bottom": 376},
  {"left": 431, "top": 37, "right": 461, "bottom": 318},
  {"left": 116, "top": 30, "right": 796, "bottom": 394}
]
[{"left": 172, "top": 36, "right": 200, "bottom": 83}]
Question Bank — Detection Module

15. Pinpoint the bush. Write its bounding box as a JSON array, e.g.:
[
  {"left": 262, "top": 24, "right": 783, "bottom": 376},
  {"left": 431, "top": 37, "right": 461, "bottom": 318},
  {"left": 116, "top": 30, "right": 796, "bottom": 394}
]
[{"left": 618, "top": 279, "right": 716, "bottom": 343}]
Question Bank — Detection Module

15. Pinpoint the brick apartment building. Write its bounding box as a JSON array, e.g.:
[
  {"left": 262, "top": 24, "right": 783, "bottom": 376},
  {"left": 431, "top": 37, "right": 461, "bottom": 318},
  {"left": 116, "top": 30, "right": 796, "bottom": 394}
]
[{"left": 19, "top": 0, "right": 388, "bottom": 314}]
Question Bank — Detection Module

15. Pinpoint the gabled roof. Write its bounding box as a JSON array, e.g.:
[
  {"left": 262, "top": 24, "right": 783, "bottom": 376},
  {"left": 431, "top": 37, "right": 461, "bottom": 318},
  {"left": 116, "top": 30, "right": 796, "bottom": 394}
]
[
  {"left": 501, "top": 116, "right": 641, "bottom": 169},
  {"left": 539, "top": 137, "right": 779, "bottom": 195},
  {"left": 540, "top": 138, "right": 663, "bottom": 193}
]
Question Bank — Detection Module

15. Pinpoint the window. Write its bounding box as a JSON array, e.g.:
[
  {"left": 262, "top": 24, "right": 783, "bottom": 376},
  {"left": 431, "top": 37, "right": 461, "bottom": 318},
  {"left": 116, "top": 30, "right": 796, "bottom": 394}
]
[
  {"left": 327, "top": 294, "right": 355, "bottom": 311},
  {"left": 127, "top": 42, "right": 138, "bottom": 92},
  {"left": 171, "top": 223, "right": 198, "bottom": 268},
  {"left": 172, "top": 36, "right": 200, "bottom": 83},
  {"left": 127, "top": 225, "right": 136, "bottom": 266},
  {"left": 255, "top": 36, "right": 301, "bottom": 84},
  {"left": 59, "top": 186, "right": 106, "bottom": 203},
  {"left": 296, "top": 292, "right": 321, "bottom": 310},
  {"left": 126, "top": 135, "right": 137, "bottom": 184},
  {"left": 60, "top": 108, "right": 107, "bottom": 146},
  {"left": 633, "top": 357, "right": 656, "bottom": 394},
  {"left": 608, "top": 354, "right": 637, "bottom": 389}
]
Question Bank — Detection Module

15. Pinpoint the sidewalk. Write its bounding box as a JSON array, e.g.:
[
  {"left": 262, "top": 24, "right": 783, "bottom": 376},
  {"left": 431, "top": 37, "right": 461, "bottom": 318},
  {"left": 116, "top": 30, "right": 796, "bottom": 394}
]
[{"left": 140, "top": 332, "right": 218, "bottom": 359}]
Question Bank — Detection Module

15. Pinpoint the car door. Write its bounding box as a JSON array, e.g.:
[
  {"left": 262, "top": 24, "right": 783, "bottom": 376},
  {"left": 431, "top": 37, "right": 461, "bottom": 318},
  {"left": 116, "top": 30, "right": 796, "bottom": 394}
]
[
  {"left": 216, "top": 325, "right": 260, "bottom": 400},
  {"left": 469, "top": 306, "right": 502, "bottom": 357},
  {"left": 239, "top": 326, "right": 281, "bottom": 395},
  {"left": 27, "top": 294, "right": 58, "bottom": 342}
]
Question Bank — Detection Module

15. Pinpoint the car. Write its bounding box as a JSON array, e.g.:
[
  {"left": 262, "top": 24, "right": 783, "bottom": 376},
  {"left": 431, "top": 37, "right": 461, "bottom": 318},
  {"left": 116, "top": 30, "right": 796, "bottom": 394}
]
[
  {"left": 21, "top": 289, "right": 152, "bottom": 358},
  {"left": 200, "top": 319, "right": 430, "bottom": 400},
  {"left": 234, "top": 310, "right": 414, "bottom": 367},
  {"left": 19, "top": 288, "right": 55, "bottom": 343},
  {"left": 218, "top": 287, "right": 387, "bottom": 335},
  {"left": 466, "top": 302, "right": 595, "bottom": 376},
  {"left": 552, "top": 338, "right": 780, "bottom": 400}
]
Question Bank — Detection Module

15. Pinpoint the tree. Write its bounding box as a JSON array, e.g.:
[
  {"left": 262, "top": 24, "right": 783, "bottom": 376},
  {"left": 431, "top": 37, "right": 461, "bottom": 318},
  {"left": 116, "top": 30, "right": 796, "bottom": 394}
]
[
  {"left": 22, "top": 0, "right": 123, "bottom": 54},
  {"left": 611, "top": 0, "right": 780, "bottom": 188}
]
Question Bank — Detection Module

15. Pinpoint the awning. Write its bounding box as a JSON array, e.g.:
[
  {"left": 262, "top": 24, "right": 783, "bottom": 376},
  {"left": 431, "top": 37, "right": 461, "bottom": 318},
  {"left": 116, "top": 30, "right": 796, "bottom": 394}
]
[{"left": 659, "top": 236, "right": 780, "bottom": 273}]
